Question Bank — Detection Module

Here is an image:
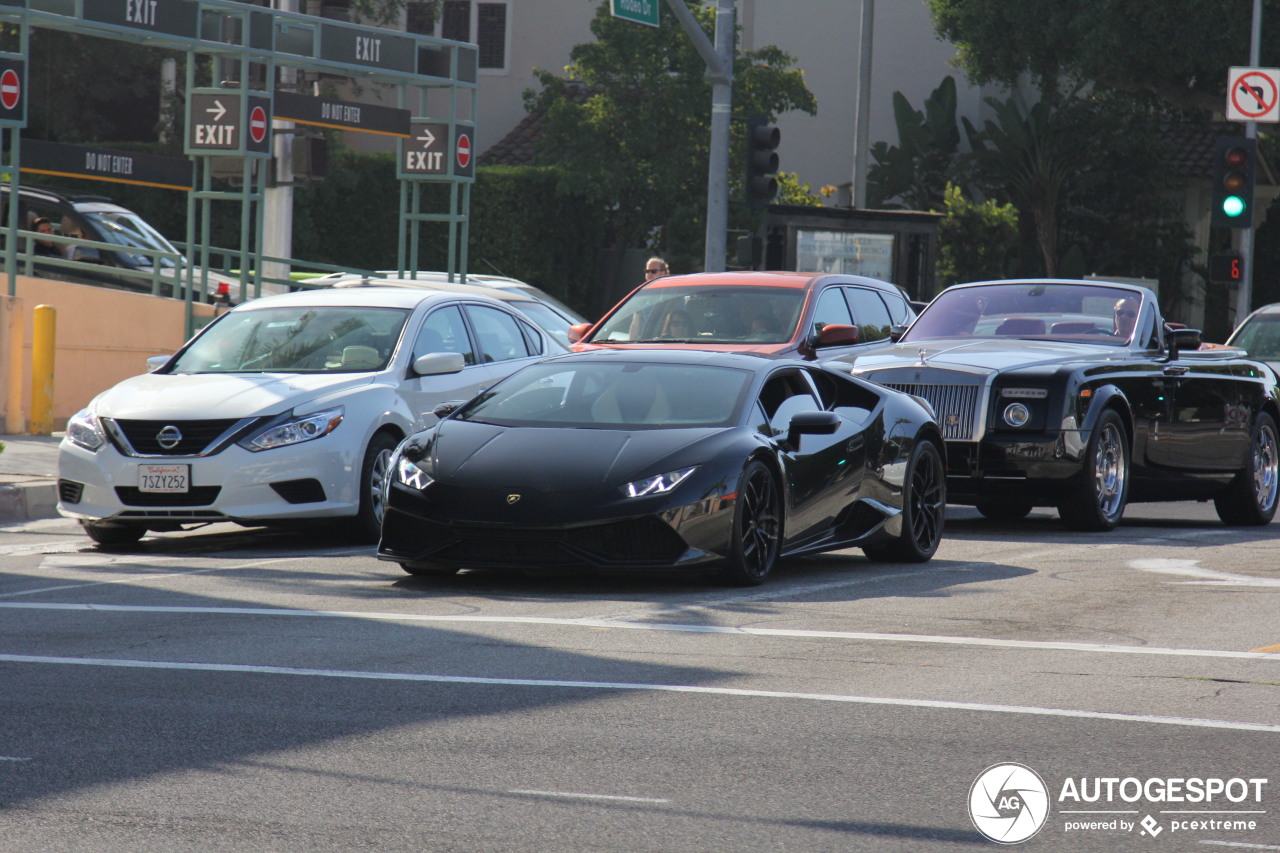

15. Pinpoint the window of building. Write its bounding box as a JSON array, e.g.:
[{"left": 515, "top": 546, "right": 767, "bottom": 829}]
[{"left": 439, "top": 0, "right": 507, "bottom": 71}]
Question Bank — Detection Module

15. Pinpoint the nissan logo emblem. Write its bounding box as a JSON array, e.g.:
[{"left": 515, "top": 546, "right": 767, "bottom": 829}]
[{"left": 156, "top": 425, "right": 183, "bottom": 450}]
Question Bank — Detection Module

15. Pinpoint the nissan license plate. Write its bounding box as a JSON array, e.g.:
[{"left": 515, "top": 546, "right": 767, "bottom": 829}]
[{"left": 138, "top": 464, "right": 189, "bottom": 493}]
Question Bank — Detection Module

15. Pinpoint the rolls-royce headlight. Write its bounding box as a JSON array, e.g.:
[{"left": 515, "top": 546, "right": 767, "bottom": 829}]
[
  {"left": 1002, "top": 402, "right": 1032, "bottom": 427},
  {"left": 239, "top": 407, "right": 344, "bottom": 451},
  {"left": 623, "top": 466, "right": 697, "bottom": 498},
  {"left": 66, "top": 408, "right": 107, "bottom": 452},
  {"left": 395, "top": 455, "right": 434, "bottom": 490}
]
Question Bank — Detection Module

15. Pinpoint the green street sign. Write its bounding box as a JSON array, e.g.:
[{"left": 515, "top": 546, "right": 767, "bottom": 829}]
[{"left": 611, "top": 0, "right": 659, "bottom": 27}]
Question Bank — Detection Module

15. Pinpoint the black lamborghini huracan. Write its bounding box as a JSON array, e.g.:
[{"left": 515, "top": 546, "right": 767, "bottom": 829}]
[{"left": 377, "top": 349, "right": 945, "bottom": 585}]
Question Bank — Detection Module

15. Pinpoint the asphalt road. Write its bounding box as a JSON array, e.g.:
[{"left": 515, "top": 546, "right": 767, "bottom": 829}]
[{"left": 1, "top": 502, "right": 1278, "bottom": 852}]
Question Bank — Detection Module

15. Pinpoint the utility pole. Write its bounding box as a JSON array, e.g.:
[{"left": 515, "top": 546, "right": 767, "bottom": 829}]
[
  {"left": 1234, "top": 0, "right": 1263, "bottom": 326},
  {"left": 852, "top": 0, "right": 874, "bottom": 208},
  {"left": 262, "top": 0, "right": 297, "bottom": 288},
  {"left": 663, "top": 0, "right": 734, "bottom": 272}
]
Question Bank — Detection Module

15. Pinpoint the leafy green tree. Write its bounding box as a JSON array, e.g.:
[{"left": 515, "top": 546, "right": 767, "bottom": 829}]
[
  {"left": 959, "top": 90, "right": 1187, "bottom": 279},
  {"left": 936, "top": 183, "right": 1019, "bottom": 285},
  {"left": 776, "top": 172, "right": 829, "bottom": 207},
  {"left": 929, "top": 0, "right": 1280, "bottom": 112},
  {"left": 867, "top": 76, "right": 961, "bottom": 210},
  {"left": 525, "top": 1, "right": 816, "bottom": 267},
  {"left": 13, "top": 30, "right": 176, "bottom": 143}
]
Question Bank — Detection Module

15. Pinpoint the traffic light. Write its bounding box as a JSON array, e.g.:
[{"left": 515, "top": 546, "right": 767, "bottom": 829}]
[
  {"left": 1211, "top": 136, "right": 1257, "bottom": 228},
  {"left": 744, "top": 115, "right": 780, "bottom": 209}
]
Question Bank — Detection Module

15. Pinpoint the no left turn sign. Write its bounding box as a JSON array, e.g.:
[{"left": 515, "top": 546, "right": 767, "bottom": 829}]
[{"left": 1227, "top": 66, "right": 1280, "bottom": 123}]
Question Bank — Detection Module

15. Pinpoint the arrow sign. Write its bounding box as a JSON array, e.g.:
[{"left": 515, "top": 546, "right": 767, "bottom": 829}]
[
  {"left": 206, "top": 99, "right": 227, "bottom": 122},
  {"left": 402, "top": 120, "right": 448, "bottom": 175}
]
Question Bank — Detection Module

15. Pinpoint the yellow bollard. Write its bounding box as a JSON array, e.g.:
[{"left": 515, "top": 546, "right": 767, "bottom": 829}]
[{"left": 30, "top": 304, "right": 56, "bottom": 435}]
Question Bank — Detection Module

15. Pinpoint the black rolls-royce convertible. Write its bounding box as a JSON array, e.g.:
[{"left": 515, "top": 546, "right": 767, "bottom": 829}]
[
  {"left": 833, "top": 279, "right": 1280, "bottom": 531},
  {"left": 378, "top": 349, "right": 945, "bottom": 585}
]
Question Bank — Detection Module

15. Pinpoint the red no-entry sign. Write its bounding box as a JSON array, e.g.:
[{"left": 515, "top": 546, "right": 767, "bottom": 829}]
[
  {"left": 249, "top": 105, "right": 268, "bottom": 143},
  {"left": 0, "top": 68, "right": 20, "bottom": 112}
]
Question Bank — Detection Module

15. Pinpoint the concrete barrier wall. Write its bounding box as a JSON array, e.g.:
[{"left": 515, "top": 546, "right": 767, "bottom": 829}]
[{"left": 1, "top": 275, "right": 214, "bottom": 433}]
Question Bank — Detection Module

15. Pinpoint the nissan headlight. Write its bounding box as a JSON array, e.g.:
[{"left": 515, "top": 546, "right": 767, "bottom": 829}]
[
  {"left": 66, "top": 408, "right": 107, "bottom": 452},
  {"left": 239, "top": 407, "right": 344, "bottom": 452},
  {"left": 623, "top": 466, "right": 697, "bottom": 498}
]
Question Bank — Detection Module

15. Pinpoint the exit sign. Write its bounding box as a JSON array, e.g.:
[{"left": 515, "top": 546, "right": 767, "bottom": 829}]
[{"left": 612, "top": 0, "right": 659, "bottom": 27}]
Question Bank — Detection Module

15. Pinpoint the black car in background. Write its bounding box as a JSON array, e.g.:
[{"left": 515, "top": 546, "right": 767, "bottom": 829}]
[
  {"left": 834, "top": 279, "right": 1280, "bottom": 531},
  {"left": 2, "top": 184, "right": 240, "bottom": 298},
  {"left": 379, "top": 349, "right": 945, "bottom": 585}
]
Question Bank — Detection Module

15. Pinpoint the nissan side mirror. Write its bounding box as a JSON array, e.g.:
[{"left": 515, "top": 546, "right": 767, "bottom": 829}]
[
  {"left": 413, "top": 352, "right": 466, "bottom": 376},
  {"left": 567, "top": 322, "right": 592, "bottom": 344},
  {"left": 146, "top": 355, "right": 171, "bottom": 371}
]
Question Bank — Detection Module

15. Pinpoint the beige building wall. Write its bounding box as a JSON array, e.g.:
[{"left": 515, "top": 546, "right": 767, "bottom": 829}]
[
  {"left": 327, "top": 1, "right": 987, "bottom": 200},
  {"left": 1, "top": 276, "right": 213, "bottom": 434}
]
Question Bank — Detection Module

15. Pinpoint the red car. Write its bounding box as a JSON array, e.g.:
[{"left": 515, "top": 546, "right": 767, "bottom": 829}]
[{"left": 569, "top": 271, "right": 916, "bottom": 360}]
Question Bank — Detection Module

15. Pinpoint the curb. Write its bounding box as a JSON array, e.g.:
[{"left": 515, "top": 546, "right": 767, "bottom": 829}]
[{"left": 0, "top": 480, "right": 60, "bottom": 522}]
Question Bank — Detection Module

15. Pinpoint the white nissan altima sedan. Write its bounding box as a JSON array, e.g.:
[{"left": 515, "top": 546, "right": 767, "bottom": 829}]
[{"left": 57, "top": 286, "right": 566, "bottom": 546}]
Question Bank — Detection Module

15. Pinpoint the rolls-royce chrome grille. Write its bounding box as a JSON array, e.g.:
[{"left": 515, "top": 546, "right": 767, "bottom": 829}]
[{"left": 884, "top": 383, "right": 982, "bottom": 441}]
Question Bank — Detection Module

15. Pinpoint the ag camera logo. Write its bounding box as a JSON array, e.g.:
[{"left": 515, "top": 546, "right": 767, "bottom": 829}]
[{"left": 969, "top": 763, "right": 1050, "bottom": 844}]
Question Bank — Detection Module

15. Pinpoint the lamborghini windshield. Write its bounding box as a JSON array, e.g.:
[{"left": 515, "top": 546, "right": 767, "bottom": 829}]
[{"left": 456, "top": 361, "right": 750, "bottom": 429}]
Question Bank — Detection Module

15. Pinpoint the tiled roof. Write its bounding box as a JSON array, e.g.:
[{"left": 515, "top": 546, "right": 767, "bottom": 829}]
[
  {"left": 479, "top": 103, "right": 546, "bottom": 167},
  {"left": 1160, "top": 121, "right": 1273, "bottom": 183},
  {"left": 479, "top": 84, "right": 591, "bottom": 168}
]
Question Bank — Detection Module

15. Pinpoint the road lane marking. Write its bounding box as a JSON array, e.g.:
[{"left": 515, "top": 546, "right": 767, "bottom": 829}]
[
  {"left": 0, "top": 557, "right": 305, "bottom": 598},
  {"left": 1252, "top": 644, "right": 1280, "bottom": 653},
  {"left": 1132, "top": 559, "right": 1280, "bottom": 587},
  {"left": 0, "top": 756, "right": 32, "bottom": 762},
  {"left": 1, "top": 601, "right": 1277, "bottom": 661},
  {"left": 508, "top": 789, "right": 669, "bottom": 804},
  {"left": 1200, "top": 842, "right": 1280, "bottom": 850},
  {"left": 1, "top": 653, "right": 1276, "bottom": 733},
  {"left": 0, "top": 540, "right": 87, "bottom": 557}
]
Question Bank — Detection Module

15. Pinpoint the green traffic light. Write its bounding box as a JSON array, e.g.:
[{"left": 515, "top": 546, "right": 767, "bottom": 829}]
[{"left": 1223, "top": 195, "right": 1247, "bottom": 218}]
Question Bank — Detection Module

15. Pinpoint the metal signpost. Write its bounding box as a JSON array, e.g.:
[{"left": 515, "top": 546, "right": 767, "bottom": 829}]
[
  {"left": 1227, "top": 0, "right": 1272, "bottom": 327},
  {"left": 0, "top": 0, "right": 477, "bottom": 323}
]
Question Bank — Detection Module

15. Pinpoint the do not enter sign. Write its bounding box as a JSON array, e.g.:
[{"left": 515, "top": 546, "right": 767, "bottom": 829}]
[
  {"left": 249, "top": 106, "right": 268, "bottom": 143},
  {"left": 0, "top": 69, "right": 19, "bottom": 111},
  {"left": 453, "top": 126, "right": 474, "bottom": 178},
  {"left": 0, "top": 59, "right": 25, "bottom": 122}
]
